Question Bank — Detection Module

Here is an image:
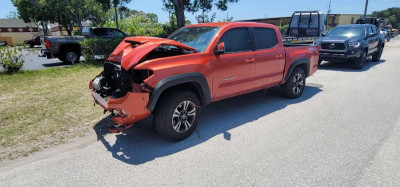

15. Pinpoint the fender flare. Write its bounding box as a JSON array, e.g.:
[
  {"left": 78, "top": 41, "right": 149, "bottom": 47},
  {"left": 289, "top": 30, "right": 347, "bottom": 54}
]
[
  {"left": 284, "top": 58, "right": 310, "bottom": 82},
  {"left": 147, "top": 72, "right": 211, "bottom": 111}
]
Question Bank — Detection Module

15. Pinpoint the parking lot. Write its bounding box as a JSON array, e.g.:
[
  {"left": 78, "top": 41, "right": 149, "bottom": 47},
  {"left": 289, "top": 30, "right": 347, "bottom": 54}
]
[{"left": 0, "top": 37, "right": 400, "bottom": 186}]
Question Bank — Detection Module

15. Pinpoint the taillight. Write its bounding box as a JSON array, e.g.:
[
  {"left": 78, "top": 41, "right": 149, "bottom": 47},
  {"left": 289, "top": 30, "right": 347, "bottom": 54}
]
[{"left": 44, "top": 40, "right": 50, "bottom": 48}]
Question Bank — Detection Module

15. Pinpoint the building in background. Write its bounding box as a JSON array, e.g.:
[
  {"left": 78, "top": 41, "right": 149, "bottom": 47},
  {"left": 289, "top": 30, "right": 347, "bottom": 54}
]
[
  {"left": 49, "top": 21, "right": 91, "bottom": 36},
  {"left": 0, "top": 19, "right": 39, "bottom": 46}
]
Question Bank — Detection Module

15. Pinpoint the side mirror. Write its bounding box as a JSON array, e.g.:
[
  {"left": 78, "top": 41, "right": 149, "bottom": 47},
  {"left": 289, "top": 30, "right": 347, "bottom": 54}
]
[
  {"left": 321, "top": 33, "right": 327, "bottom": 37},
  {"left": 215, "top": 42, "right": 225, "bottom": 55}
]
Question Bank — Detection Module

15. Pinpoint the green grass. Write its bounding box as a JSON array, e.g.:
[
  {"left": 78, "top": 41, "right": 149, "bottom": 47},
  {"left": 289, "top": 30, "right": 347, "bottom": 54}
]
[{"left": 0, "top": 63, "right": 106, "bottom": 160}]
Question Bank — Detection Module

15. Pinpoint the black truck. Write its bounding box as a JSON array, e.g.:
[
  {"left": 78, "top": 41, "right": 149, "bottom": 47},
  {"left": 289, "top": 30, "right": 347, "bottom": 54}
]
[
  {"left": 40, "top": 28, "right": 127, "bottom": 64},
  {"left": 314, "top": 24, "right": 385, "bottom": 69}
]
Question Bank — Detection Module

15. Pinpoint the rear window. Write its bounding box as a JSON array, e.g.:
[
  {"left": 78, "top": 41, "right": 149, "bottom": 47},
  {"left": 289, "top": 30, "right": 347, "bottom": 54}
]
[{"left": 254, "top": 27, "right": 278, "bottom": 50}]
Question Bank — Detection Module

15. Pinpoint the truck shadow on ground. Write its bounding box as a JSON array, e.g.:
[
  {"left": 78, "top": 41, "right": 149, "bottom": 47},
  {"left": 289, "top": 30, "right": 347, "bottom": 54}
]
[
  {"left": 319, "top": 59, "right": 386, "bottom": 72},
  {"left": 93, "top": 84, "right": 322, "bottom": 165}
]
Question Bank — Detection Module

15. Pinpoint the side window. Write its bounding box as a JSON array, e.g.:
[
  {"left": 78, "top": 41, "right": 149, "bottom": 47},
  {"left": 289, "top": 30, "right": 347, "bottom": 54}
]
[
  {"left": 108, "top": 29, "right": 125, "bottom": 37},
  {"left": 371, "top": 26, "right": 377, "bottom": 34},
  {"left": 254, "top": 27, "right": 278, "bottom": 50},
  {"left": 218, "top": 27, "right": 250, "bottom": 53},
  {"left": 93, "top": 28, "right": 108, "bottom": 37},
  {"left": 367, "top": 27, "right": 372, "bottom": 35}
]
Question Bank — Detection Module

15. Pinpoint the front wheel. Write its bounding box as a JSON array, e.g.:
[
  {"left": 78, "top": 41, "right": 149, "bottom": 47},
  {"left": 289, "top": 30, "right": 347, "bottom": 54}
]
[
  {"left": 281, "top": 67, "right": 306, "bottom": 99},
  {"left": 353, "top": 50, "right": 367, "bottom": 69},
  {"left": 154, "top": 90, "right": 201, "bottom": 141},
  {"left": 372, "top": 45, "right": 383, "bottom": 62}
]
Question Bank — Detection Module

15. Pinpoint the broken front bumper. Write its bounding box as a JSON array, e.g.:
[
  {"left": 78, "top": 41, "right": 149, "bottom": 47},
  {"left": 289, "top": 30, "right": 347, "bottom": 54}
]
[{"left": 91, "top": 91, "right": 151, "bottom": 125}]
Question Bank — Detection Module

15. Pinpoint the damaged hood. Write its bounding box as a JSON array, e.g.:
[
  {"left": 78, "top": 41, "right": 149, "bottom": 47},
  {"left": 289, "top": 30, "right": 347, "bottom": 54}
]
[{"left": 107, "top": 36, "right": 196, "bottom": 70}]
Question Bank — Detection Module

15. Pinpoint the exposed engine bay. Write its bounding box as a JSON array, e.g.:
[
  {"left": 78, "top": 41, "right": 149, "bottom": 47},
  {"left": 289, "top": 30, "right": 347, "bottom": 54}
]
[{"left": 91, "top": 45, "right": 192, "bottom": 99}]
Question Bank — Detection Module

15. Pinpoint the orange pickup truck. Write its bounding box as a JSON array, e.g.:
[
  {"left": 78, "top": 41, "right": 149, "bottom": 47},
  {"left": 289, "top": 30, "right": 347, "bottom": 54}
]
[{"left": 90, "top": 22, "right": 320, "bottom": 140}]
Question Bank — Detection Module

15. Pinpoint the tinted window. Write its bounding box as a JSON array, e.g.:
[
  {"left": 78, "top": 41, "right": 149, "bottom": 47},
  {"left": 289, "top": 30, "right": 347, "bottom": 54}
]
[
  {"left": 93, "top": 28, "right": 108, "bottom": 37},
  {"left": 108, "top": 29, "right": 125, "bottom": 37},
  {"left": 254, "top": 27, "right": 278, "bottom": 50},
  {"left": 371, "top": 26, "right": 377, "bottom": 34},
  {"left": 219, "top": 28, "right": 250, "bottom": 53},
  {"left": 367, "top": 27, "right": 372, "bottom": 35}
]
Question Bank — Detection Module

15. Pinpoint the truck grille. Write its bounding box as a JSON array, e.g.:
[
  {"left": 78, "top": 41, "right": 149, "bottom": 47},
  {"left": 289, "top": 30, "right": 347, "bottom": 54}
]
[{"left": 321, "top": 43, "right": 346, "bottom": 50}]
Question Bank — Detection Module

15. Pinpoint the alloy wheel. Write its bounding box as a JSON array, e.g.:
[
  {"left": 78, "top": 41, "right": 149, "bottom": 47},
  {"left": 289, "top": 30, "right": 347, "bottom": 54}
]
[
  {"left": 172, "top": 100, "right": 196, "bottom": 133},
  {"left": 292, "top": 74, "right": 304, "bottom": 95}
]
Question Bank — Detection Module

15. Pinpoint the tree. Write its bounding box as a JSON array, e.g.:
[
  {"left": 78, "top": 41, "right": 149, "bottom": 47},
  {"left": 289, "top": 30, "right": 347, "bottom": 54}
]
[
  {"left": 111, "top": 0, "right": 132, "bottom": 29},
  {"left": 162, "top": 0, "right": 239, "bottom": 28},
  {"left": 13, "top": 0, "right": 106, "bottom": 36},
  {"left": 371, "top": 7, "right": 400, "bottom": 29}
]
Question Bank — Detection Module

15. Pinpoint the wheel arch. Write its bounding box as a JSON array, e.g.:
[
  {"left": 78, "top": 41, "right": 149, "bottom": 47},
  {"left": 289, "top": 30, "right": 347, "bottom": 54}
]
[
  {"left": 147, "top": 73, "right": 211, "bottom": 111},
  {"left": 59, "top": 43, "right": 81, "bottom": 55},
  {"left": 283, "top": 57, "right": 310, "bottom": 82}
]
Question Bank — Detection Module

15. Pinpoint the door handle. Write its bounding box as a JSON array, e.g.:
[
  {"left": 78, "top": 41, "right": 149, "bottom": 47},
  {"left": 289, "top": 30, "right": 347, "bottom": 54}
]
[
  {"left": 275, "top": 54, "right": 284, "bottom": 59},
  {"left": 244, "top": 58, "right": 255, "bottom": 63}
]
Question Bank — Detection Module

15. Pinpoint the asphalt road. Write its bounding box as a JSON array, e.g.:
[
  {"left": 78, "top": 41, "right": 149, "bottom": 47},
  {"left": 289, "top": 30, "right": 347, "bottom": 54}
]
[{"left": 1, "top": 38, "right": 400, "bottom": 186}]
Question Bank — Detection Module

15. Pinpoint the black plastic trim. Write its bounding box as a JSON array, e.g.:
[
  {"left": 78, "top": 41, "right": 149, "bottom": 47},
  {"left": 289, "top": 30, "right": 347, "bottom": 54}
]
[
  {"left": 147, "top": 73, "right": 211, "bottom": 111},
  {"left": 284, "top": 58, "right": 310, "bottom": 82}
]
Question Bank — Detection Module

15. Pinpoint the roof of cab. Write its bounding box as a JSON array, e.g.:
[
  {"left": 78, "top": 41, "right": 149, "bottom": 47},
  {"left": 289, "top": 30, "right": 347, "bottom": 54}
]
[
  {"left": 336, "top": 24, "right": 375, "bottom": 28},
  {"left": 184, "top": 21, "right": 274, "bottom": 28}
]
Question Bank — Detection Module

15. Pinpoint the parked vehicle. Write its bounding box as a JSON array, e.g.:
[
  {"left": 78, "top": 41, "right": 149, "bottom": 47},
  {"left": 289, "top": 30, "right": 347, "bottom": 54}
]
[
  {"left": 0, "top": 40, "right": 7, "bottom": 46},
  {"left": 314, "top": 24, "right": 385, "bottom": 69},
  {"left": 89, "top": 22, "right": 320, "bottom": 140},
  {"left": 40, "top": 28, "right": 127, "bottom": 64},
  {"left": 381, "top": 28, "right": 391, "bottom": 42},
  {"left": 283, "top": 11, "right": 327, "bottom": 44},
  {"left": 24, "top": 36, "right": 41, "bottom": 48}
]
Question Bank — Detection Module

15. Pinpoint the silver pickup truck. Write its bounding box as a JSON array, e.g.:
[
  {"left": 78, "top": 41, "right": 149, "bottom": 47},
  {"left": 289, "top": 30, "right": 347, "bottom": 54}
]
[{"left": 40, "top": 28, "right": 127, "bottom": 64}]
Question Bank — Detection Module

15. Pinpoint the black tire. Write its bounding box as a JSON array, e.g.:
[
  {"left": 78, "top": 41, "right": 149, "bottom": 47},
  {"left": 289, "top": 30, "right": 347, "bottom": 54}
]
[
  {"left": 372, "top": 44, "right": 383, "bottom": 62},
  {"left": 154, "top": 90, "right": 202, "bottom": 141},
  {"left": 61, "top": 49, "right": 80, "bottom": 64},
  {"left": 281, "top": 67, "right": 306, "bottom": 99},
  {"left": 353, "top": 50, "right": 367, "bottom": 69}
]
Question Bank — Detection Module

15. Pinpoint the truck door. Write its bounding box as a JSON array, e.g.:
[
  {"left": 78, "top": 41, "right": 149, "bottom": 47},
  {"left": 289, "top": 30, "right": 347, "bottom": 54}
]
[
  {"left": 212, "top": 27, "right": 255, "bottom": 101},
  {"left": 252, "top": 27, "right": 285, "bottom": 89}
]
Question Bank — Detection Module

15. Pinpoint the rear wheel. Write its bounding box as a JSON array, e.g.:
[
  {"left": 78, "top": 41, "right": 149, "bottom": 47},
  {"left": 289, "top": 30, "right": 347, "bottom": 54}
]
[
  {"left": 372, "top": 44, "right": 383, "bottom": 62},
  {"left": 281, "top": 67, "right": 306, "bottom": 99},
  {"left": 353, "top": 50, "right": 367, "bottom": 69},
  {"left": 61, "top": 49, "right": 80, "bottom": 64},
  {"left": 154, "top": 90, "right": 201, "bottom": 141}
]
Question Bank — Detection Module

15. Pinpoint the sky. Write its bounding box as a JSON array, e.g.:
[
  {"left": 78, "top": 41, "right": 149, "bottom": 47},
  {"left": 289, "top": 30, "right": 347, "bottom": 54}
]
[{"left": 1, "top": 0, "right": 399, "bottom": 23}]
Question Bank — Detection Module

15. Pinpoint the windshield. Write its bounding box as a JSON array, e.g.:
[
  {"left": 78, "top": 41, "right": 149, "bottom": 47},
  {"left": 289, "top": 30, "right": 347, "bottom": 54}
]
[
  {"left": 167, "top": 26, "right": 220, "bottom": 52},
  {"left": 328, "top": 27, "right": 366, "bottom": 38}
]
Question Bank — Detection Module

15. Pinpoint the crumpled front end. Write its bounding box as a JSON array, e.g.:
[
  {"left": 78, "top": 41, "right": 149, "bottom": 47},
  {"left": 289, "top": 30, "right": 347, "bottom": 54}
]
[
  {"left": 90, "top": 61, "right": 151, "bottom": 126},
  {"left": 89, "top": 36, "right": 196, "bottom": 127}
]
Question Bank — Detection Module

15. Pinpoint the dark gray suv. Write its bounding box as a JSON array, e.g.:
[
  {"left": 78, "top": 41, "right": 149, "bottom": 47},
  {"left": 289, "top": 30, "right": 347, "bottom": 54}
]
[{"left": 314, "top": 24, "right": 385, "bottom": 69}]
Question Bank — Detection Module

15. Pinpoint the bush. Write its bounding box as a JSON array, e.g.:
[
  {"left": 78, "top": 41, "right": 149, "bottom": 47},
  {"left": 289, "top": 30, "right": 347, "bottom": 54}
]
[
  {"left": 80, "top": 37, "right": 125, "bottom": 63},
  {"left": 0, "top": 47, "right": 25, "bottom": 74}
]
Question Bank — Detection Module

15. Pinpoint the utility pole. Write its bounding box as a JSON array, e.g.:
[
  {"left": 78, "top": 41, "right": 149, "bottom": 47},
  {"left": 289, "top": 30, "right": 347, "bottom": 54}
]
[
  {"left": 363, "top": 0, "right": 369, "bottom": 17},
  {"left": 327, "top": 0, "right": 332, "bottom": 15}
]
